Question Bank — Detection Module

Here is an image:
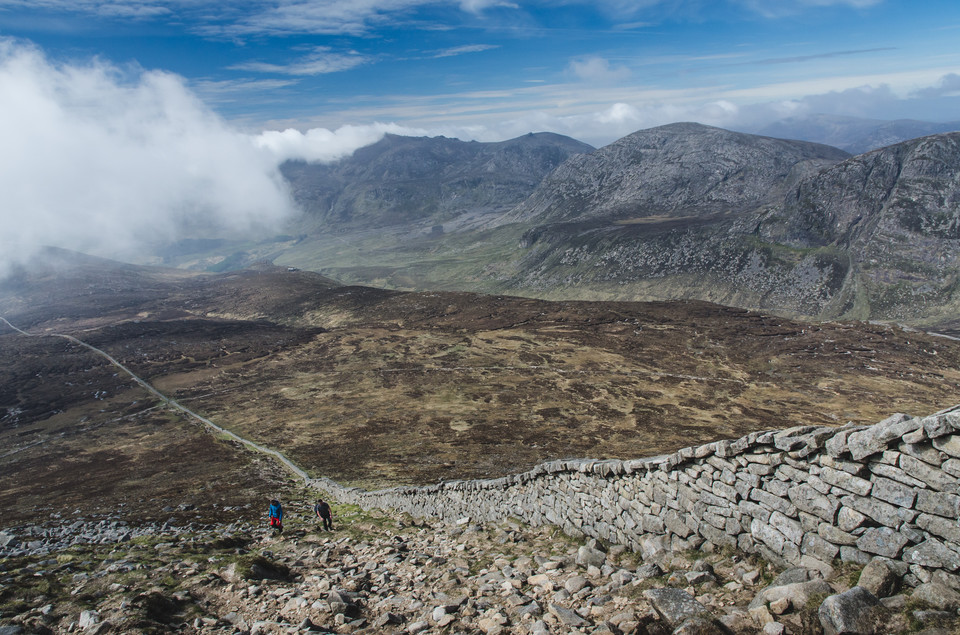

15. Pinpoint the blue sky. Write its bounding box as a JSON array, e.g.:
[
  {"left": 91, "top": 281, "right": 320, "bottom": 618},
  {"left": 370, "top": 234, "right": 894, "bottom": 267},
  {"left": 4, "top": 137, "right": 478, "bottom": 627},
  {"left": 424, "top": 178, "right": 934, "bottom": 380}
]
[
  {"left": 2, "top": 0, "right": 959, "bottom": 147},
  {"left": 1, "top": 1, "right": 959, "bottom": 268}
]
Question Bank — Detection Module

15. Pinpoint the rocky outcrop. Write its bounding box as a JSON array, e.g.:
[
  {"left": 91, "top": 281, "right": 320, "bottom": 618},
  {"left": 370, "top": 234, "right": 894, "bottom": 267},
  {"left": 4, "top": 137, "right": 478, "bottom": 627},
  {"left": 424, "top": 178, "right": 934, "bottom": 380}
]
[
  {"left": 0, "top": 511, "right": 849, "bottom": 634},
  {"left": 320, "top": 405, "right": 960, "bottom": 590},
  {"left": 7, "top": 459, "right": 957, "bottom": 633},
  {"left": 0, "top": 518, "right": 199, "bottom": 557},
  {"left": 754, "top": 132, "right": 960, "bottom": 320},
  {"left": 817, "top": 586, "right": 883, "bottom": 635}
]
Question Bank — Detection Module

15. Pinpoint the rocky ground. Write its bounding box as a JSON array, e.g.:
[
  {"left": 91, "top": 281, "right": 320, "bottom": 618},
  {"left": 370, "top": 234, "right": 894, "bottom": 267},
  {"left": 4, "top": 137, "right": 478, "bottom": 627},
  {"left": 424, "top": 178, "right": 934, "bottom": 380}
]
[{"left": 2, "top": 487, "right": 960, "bottom": 635}]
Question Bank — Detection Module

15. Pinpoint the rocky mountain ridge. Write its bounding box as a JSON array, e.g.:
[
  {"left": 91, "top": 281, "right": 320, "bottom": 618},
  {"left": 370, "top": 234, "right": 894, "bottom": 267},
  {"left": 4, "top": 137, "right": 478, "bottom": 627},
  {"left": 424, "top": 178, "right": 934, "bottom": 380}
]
[
  {"left": 498, "top": 123, "right": 850, "bottom": 227},
  {"left": 492, "top": 127, "right": 960, "bottom": 325},
  {"left": 155, "top": 122, "right": 960, "bottom": 327},
  {"left": 261, "top": 124, "right": 960, "bottom": 327},
  {"left": 281, "top": 132, "right": 593, "bottom": 232},
  {"left": 756, "top": 131, "right": 960, "bottom": 247}
]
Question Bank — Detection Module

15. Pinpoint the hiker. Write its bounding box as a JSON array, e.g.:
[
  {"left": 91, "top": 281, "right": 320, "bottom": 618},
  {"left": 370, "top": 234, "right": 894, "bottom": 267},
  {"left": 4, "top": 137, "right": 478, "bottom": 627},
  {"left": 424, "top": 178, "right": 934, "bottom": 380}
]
[
  {"left": 314, "top": 499, "right": 333, "bottom": 531},
  {"left": 268, "top": 499, "right": 283, "bottom": 534}
]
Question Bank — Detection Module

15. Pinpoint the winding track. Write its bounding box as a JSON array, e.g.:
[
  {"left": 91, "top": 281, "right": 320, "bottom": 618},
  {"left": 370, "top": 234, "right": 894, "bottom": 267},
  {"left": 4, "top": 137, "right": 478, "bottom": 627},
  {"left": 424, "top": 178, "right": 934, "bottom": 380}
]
[{"left": 0, "top": 316, "right": 312, "bottom": 482}]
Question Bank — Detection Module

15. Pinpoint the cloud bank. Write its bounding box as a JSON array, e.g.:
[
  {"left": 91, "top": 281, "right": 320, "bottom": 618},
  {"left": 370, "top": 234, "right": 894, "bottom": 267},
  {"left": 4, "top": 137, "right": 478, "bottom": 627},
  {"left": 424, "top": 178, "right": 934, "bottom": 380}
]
[
  {"left": 0, "top": 40, "right": 296, "bottom": 274},
  {"left": 264, "top": 66, "right": 960, "bottom": 151},
  {"left": 254, "top": 122, "right": 431, "bottom": 163}
]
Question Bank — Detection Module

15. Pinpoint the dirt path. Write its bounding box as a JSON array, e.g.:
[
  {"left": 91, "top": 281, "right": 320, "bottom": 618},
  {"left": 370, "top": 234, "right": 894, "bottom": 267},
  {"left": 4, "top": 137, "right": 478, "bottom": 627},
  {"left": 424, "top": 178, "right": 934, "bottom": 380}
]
[{"left": 0, "top": 316, "right": 312, "bottom": 482}]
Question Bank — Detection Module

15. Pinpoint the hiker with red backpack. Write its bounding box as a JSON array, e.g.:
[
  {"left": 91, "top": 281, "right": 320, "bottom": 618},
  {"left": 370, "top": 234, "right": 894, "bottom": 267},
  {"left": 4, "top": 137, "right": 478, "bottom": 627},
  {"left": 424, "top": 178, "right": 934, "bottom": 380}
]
[{"left": 268, "top": 499, "right": 283, "bottom": 534}]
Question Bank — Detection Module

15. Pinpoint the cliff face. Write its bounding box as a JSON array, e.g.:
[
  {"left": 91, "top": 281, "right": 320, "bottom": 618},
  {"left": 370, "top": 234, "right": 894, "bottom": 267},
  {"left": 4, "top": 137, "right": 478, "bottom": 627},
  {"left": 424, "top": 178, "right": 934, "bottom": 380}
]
[
  {"left": 744, "top": 132, "right": 960, "bottom": 321},
  {"left": 760, "top": 132, "right": 960, "bottom": 248}
]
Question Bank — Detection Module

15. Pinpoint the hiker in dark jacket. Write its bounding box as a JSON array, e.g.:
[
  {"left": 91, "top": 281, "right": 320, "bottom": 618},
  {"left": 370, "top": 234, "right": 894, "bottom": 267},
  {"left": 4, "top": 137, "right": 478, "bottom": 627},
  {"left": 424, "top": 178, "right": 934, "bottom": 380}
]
[
  {"left": 314, "top": 499, "right": 333, "bottom": 531},
  {"left": 268, "top": 499, "right": 283, "bottom": 534}
]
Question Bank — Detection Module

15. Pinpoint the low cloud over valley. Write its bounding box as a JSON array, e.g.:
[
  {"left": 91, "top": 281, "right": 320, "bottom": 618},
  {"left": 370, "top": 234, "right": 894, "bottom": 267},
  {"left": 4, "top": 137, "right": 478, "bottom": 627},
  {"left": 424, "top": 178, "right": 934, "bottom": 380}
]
[{"left": 0, "top": 40, "right": 298, "bottom": 274}]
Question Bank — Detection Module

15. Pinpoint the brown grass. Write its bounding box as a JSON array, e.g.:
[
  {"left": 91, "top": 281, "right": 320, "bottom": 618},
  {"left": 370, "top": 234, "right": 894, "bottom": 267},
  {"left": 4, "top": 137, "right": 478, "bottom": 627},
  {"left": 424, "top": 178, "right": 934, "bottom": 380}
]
[{"left": 3, "top": 263, "right": 960, "bottom": 525}]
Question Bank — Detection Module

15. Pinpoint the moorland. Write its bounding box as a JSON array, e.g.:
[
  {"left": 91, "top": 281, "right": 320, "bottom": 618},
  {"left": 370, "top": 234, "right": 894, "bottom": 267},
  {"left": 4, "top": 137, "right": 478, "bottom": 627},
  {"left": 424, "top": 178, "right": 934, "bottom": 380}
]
[{"left": 2, "top": 250, "right": 959, "bottom": 529}]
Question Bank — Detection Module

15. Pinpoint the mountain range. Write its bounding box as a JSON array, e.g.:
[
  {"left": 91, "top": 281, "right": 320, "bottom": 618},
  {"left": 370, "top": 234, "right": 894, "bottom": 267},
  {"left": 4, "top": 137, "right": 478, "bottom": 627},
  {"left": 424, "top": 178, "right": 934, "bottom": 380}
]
[
  {"left": 156, "top": 118, "right": 960, "bottom": 329},
  {"left": 5, "top": 119, "right": 960, "bottom": 633},
  {"left": 494, "top": 124, "right": 960, "bottom": 326},
  {"left": 748, "top": 114, "right": 960, "bottom": 155},
  {"left": 281, "top": 132, "right": 594, "bottom": 232}
]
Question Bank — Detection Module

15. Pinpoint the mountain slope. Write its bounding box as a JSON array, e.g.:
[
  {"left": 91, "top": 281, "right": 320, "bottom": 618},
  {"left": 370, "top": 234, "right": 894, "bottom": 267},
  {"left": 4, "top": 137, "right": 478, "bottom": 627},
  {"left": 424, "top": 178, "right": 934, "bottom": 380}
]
[
  {"left": 281, "top": 132, "right": 594, "bottom": 232},
  {"left": 755, "top": 131, "right": 960, "bottom": 320},
  {"left": 5, "top": 251, "right": 960, "bottom": 493},
  {"left": 497, "top": 130, "right": 960, "bottom": 324},
  {"left": 155, "top": 124, "right": 960, "bottom": 326},
  {"left": 759, "top": 131, "right": 960, "bottom": 247},
  {"left": 498, "top": 122, "right": 850, "bottom": 227}
]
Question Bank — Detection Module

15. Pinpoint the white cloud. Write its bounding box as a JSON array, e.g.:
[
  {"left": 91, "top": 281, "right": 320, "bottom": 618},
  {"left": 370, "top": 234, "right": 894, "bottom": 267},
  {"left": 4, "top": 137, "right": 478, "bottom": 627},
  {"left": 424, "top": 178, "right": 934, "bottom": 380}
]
[
  {"left": 475, "top": 101, "right": 731, "bottom": 146},
  {"left": 0, "top": 0, "right": 890, "bottom": 38},
  {"left": 595, "top": 102, "right": 641, "bottom": 124},
  {"left": 0, "top": 0, "right": 519, "bottom": 37},
  {"left": 95, "top": 2, "right": 172, "bottom": 18},
  {"left": 614, "top": 21, "right": 656, "bottom": 30},
  {"left": 567, "top": 55, "right": 631, "bottom": 84},
  {"left": 231, "top": 47, "right": 370, "bottom": 76},
  {"left": 252, "top": 63, "right": 960, "bottom": 150},
  {"left": 798, "top": 0, "right": 882, "bottom": 6},
  {"left": 214, "top": 0, "right": 432, "bottom": 37},
  {"left": 0, "top": 0, "right": 207, "bottom": 22},
  {"left": 721, "top": 67, "right": 960, "bottom": 103},
  {"left": 432, "top": 44, "right": 499, "bottom": 58},
  {"left": 575, "top": 0, "right": 669, "bottom": 19},
  {"left": 736, "top": 0, "right": 882, "bottom": 18},
  {"left": 192, "top": 77, "right": 299, "bottom": 98},
  {"left": 913, "top": 73, "right": 960, "bottom": 99},
  {"left": 459, "top": 0, "right": 519, "bottom": 13},
  {"left": 254, "top": 122, "right": 430, "bottom": 163},
  {"left": 0, "top": 39, "right": 296, "bottom": 273}
]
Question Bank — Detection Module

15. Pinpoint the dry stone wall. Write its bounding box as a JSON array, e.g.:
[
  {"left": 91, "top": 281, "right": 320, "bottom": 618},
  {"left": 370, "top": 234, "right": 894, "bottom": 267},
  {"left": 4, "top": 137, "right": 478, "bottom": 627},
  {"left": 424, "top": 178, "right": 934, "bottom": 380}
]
[{"left": 314, "top": 406, "right": 960, "bottom": 586}]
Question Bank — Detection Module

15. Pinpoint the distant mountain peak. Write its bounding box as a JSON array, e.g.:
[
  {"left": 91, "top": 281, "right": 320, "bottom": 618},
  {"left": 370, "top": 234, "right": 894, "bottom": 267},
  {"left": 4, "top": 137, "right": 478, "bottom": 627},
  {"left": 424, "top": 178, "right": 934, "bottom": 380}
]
[
  {"left": 281, "top": 132, "right": 593, "bottom": 231},
  {"left": 500, "top": 123, "right": 850, "bottom": 226},
  {"left": 749, "top": 113, "right": 960, "bottom": 154}
]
